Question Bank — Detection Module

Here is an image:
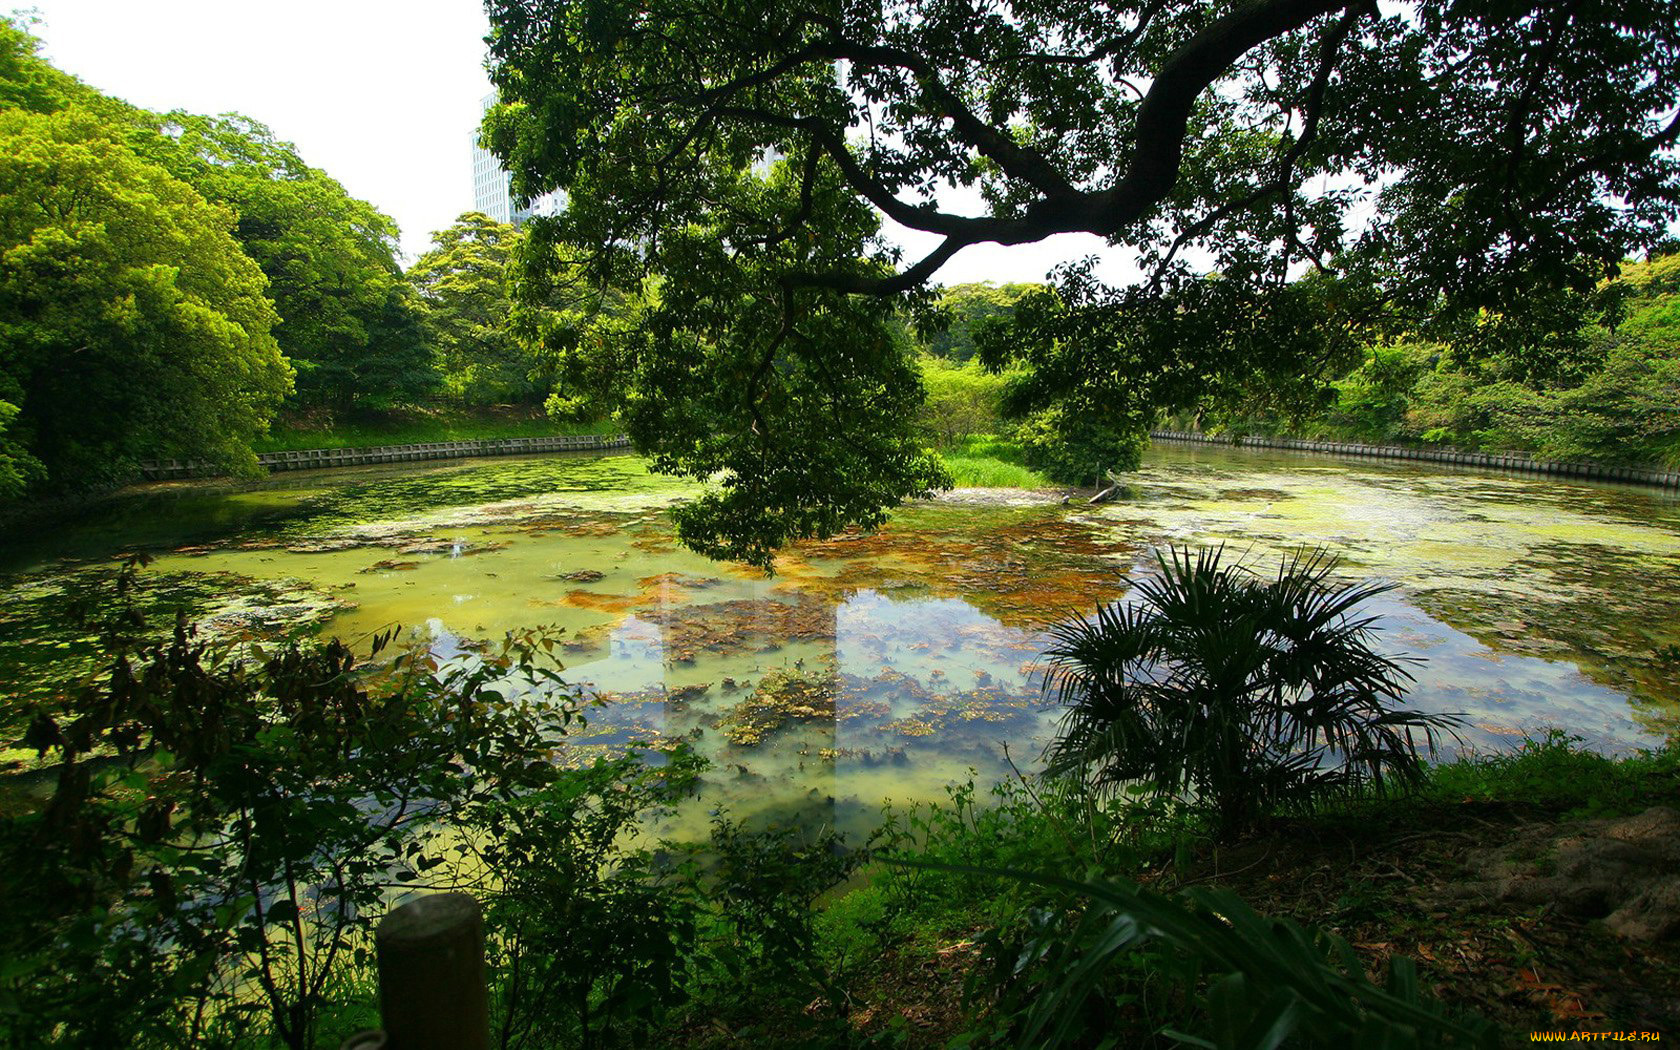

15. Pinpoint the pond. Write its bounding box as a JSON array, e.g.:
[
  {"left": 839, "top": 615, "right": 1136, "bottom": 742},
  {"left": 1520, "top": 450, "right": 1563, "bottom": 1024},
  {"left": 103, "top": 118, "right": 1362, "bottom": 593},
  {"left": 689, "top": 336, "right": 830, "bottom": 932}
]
[{"left": 3, "top": 442, "right": 1678, "bottom": 835}]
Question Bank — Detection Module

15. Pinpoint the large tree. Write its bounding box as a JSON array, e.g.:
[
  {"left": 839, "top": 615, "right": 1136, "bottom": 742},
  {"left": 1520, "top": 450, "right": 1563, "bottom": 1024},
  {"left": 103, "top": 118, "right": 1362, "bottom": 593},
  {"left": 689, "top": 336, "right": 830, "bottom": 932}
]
[
  {"left": 131, "top": 113, "right": 436, "bottom": 413},
  {"left": 2, "top": 16, "right": 435, "bottom": 424},
  {"left": 0, "top": 107, "right": 291, "bottom": 490},
  {"left": 410, "top": 212, "right": 536, "bottom": 404},
  {"left": 483, "top": 0, "right": 1680, "bottom": 563}
]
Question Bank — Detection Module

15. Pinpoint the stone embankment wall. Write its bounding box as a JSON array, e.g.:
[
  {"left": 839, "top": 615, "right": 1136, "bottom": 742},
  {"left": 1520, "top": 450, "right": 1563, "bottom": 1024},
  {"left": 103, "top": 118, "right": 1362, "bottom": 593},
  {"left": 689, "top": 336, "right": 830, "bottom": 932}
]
[
  {"left": 1149, "top": 430, "right": 1680, "bottom": 490},
  {"left": 140, "top": 434, "right": 633, "bottom": 481}
]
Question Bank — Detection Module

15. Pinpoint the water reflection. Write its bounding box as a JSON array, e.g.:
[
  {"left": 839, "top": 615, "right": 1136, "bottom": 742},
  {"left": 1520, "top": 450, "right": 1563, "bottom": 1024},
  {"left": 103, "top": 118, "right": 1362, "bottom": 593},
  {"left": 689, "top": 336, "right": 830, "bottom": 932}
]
[
  {"left": 416, "top": 563, "right": 1657, "bottom": 837},
  {"left": 3, "top": 447, "right": 1678, "bottom": 827}
]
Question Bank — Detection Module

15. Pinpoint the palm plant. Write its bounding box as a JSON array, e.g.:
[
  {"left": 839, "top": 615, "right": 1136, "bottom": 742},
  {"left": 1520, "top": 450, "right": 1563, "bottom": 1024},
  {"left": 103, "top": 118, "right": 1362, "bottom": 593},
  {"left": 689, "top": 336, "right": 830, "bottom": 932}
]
[{"left": 1043, "top": 545, "right": 1455, "bottom": 836}]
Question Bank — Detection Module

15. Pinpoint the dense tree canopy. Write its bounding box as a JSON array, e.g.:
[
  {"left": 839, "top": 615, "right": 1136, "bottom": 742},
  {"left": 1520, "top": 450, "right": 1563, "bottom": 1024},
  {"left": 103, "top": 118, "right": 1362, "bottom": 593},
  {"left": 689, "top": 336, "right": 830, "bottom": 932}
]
[
  {"left": 0, "top": 15, "right": 445, "bottom": 498},
  {"left": 1197, "top": 252, "right": 1680, "bottom": 467},
  {"left": 0, "top": 108, "right": 291, "bottom": 491},
  {"left": 484, "top": 0, "right": 1680, "bottom": 562},
  {"left": 132, "top": 113, "right": 435, "bottom": 412},
  {"left": 409, "top": 212, "right": 539, "bottom": 404},
  {"left": 922, "top": 282, "right": 1040, "bottom": 362}
]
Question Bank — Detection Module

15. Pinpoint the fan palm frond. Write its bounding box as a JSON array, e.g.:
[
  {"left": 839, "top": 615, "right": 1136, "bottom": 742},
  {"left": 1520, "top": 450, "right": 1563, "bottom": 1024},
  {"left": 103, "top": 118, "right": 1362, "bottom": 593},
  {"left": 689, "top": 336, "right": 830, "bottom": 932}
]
[{"left": 1043, "top": 545, "right": 1457, "bottom": 836}]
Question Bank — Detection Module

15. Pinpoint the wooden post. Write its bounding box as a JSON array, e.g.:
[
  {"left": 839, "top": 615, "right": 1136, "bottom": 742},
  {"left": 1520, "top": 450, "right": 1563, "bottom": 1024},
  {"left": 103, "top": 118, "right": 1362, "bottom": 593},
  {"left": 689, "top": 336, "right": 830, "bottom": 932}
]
[{"left": 372, "top": 893, "right": 490, "bottom": 1050}]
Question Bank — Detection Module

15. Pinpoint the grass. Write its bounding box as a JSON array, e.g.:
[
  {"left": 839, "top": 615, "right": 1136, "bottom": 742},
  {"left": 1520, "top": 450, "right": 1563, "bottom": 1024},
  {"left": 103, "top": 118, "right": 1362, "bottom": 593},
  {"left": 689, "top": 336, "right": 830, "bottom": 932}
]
[
  {"left": 934, "top": 434, "right": 1057, "bottom": 488},
  {"left": 1418, "top": 728, "right": 1680, "bottom": 818},
  {"left": 766, "top": 733, "right": 1680, "bottom": 1046},
  {"left": 252, "top": 405, "right": 618, "bottom": 452}
]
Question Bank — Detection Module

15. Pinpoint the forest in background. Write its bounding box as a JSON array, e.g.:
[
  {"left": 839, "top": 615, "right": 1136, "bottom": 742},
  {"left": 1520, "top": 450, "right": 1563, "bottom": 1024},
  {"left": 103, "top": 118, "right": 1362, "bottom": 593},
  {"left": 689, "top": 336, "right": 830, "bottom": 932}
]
[
  {"left": 0, "top": 17, "right": 622, "bottom": 499},
  {"left": 6, "top": 9, "right": 1677, "bottom": 508},
  {"left": 917, "top": 257, "right": 1680, "bottom": 478}
]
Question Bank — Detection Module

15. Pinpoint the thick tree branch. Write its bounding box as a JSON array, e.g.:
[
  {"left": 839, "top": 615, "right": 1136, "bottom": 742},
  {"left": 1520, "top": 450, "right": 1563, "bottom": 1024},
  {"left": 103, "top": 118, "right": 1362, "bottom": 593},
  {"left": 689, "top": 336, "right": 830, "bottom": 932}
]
[
  {"left": 1093, "top": 0, "right": 1358, "bottom": 231},
  {"left": 788, "top": 0, "right": 1361, "bottom": 293},
  {"left": 812, "top": 37, "right": 1082, "bottom": 201}
]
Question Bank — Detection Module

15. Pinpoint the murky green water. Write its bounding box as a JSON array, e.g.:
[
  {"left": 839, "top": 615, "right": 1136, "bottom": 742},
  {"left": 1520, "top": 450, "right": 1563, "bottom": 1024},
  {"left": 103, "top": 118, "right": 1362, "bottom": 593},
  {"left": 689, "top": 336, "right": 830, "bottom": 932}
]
[{"left": 3, "top": 444, "right": 1677, "bottom": 833}]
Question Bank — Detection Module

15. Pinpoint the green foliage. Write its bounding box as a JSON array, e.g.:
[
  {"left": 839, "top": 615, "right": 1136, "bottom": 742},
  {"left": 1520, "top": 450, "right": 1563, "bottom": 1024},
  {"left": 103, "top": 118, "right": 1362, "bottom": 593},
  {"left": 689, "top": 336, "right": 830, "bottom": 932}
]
[
  {"left": 1010, "top": 408, "right": 1149, "bottom": 487},
  {"left": 0, "top": 16, "right": 460, "bottom": 493},
  {"left": 0, "top": 106, "right": 292, "bottom": 491},
  {"left": 409, "top": 212, "right": 542, "bottom": 405},
  {"left": 931, "top": 434, "right": 1055, "bottom": 488},
  {"left": 1423, "top": 730, "right": 1680, "bottom": 820},
  {"left": 251, "top": 406, "right": 614, "bottom": 452},
  {"left": 917, "top": 356, "right": 1013, "bottom": 448},
  {"left": 687, "top": 818, "right": 870, "bottom": 1032},
  {"left": 512, "top": 234, "right": 644, "bottom": 425},
  {"left": 937, "top": 452, "right": 1054, "bottom": 489},
  {"left": 921, "top": 283, "right": 1040, "bottom": 363},
  {"left": 1199, "top": 253, "right": 1680, "bottom": 468},
  {"left": 508, "top": 156, "right": 949, "bottom": 568},
  {"left": 2, "top": 574, "right": 584, "bottom": 1047},
  {"left": 870, "top": 776, "right": 1177, "bottom": 944},
  {"left": 133, "top": 112, "right": 435, "bottom": 412},
  {"left": 947, "top": 865, "right": 1496, "bottom": 1050},
  {"left": 982, "top": 273, "right": 1361, "bottom": 485},
  {"left": 475, "top": 749, "right": 708, "bottom": 1049},
  {"left": 0, "top": 15, "right": 112, "bottom": 116},
  {"left": 0, "top": 397, "right": 41, "bottom": 497},
  {"left": 1313, "top": 342, "right": 1438, "bottom": 444},
  {"left": 1043, "top": 546, "right": 1454, "bottom": 837}
]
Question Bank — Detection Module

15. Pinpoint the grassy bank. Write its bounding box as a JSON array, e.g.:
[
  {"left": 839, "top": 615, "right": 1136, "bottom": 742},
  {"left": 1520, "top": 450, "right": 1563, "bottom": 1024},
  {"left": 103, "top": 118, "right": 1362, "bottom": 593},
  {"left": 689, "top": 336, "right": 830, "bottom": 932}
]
[
  {"left": 669, "top": 733, "right": 1680, "bottom": 1047},
  {"left": 934, "top": 434, "right": 1057, "bottom": 489},
  {"left": 252, "top": 405, "right": 618, "bottom": 453}
]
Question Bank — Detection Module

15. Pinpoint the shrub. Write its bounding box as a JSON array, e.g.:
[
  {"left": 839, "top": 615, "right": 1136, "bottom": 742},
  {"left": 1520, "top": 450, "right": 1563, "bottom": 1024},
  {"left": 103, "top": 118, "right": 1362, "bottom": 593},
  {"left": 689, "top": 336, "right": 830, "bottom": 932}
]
[
  {"left": 1042, "top": 546, "right": 1456, "bottom": 836},
  {"left": 476, "top": 750, "right": 708, "bottom": 1050},
  {"left": 1011, "top": 407, "right": 1148, "bottom": 487}
]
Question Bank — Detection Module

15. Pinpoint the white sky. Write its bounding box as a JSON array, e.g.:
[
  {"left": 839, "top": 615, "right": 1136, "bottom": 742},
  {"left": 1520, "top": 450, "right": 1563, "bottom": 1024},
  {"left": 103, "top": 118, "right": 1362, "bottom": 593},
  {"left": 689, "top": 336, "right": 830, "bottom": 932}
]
[{"left": 18, "top": 0, "right": 1139, "bottom": 284}]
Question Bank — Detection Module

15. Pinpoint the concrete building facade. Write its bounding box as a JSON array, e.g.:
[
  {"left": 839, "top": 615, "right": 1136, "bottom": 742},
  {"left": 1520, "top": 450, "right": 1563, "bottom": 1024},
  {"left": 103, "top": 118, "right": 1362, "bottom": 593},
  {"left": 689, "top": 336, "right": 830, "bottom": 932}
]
[{"left": 471, "top": 93, "right": 561, "bottom": 225}]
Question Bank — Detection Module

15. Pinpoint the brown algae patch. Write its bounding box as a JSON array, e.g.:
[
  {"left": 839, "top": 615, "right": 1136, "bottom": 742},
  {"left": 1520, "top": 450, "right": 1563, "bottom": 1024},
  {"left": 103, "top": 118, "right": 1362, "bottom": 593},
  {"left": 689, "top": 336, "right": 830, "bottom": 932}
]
[
  {"left": 719, "top": 670, "right": 838, "bottom": 747},
  {"left": 776, "top": 505, "right": 1132, "bottom": 628},
  {"left": 646, "top": 593, "right": 838, "bottom": 662}
]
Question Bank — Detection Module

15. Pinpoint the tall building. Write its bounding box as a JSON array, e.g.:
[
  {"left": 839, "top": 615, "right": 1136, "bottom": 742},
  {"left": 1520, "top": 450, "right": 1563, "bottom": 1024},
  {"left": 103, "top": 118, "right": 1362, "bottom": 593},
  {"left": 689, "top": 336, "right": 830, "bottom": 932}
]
[
  {"left": 470, "top": 94, "right": 515, "bottom": 223},
  {"left": 471, "top": 93, "right": 561, "bottom": 225}
]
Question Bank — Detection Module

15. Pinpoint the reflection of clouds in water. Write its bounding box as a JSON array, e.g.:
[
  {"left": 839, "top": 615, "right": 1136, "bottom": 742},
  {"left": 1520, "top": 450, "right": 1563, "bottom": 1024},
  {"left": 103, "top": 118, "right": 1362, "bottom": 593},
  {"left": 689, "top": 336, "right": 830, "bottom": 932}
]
[
  {"left": 835, "top": 590, "right": 1049, "bottom": 693},
  {"left": 551, "top": 615, "right": 667, "bottom": 711},
  {"left": 833, "top": 590, "right": 1060, "bottom": 763},
  {"left": 1360, "top": 593, "right": 1648, "bottom": 755}
]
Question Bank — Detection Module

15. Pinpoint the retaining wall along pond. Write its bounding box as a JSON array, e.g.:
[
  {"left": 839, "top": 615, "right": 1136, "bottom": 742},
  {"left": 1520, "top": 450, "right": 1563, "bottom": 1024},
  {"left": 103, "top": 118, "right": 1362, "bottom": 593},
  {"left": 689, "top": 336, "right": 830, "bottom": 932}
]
[
  {"left": 139, "top": 434, "right": 633, "bottom": 481},
  {"left": 1149, "top": 430, "right": 1680, "bottom": 490}
]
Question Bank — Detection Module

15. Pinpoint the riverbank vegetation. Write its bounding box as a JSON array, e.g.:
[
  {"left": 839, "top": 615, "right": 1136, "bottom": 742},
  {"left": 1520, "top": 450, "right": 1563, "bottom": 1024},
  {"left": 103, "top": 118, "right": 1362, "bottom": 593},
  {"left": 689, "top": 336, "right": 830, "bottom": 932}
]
[
  {"left": 250, "top": 406, "right": 618, "bottom": 454},
  {"left": 908, "top": 249, "right": 1680, "bottom": 484},
  {"left": 4, "top": 550, "right": 1675, "bottom": 1047},
  {"left": 1192, "top": 253, "right": 1680, "bottom": 468},
  {"left": 0, "top": 19, "right": 631, "bottom": 500},
  {"left": 910, "top": 248, "right": 1680, "bottom": 497}
]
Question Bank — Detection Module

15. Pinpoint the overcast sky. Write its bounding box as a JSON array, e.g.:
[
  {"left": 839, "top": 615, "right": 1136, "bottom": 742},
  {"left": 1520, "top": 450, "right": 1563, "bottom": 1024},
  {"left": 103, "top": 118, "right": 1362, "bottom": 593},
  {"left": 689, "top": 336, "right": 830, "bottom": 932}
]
[{"left": 19, "top": 1, "right": 1138, "bottom": 284}]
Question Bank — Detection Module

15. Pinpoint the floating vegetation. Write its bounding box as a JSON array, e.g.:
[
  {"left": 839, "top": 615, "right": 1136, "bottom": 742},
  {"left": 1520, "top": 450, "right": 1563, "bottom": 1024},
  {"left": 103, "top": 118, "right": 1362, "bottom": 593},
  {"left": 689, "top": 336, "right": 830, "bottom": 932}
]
[
  {"left": 719, "top": 670, "right": 837, "bottom": 747},
  {"left": 554, "top": 569, "right": 606, "bottom": 582},
  {"left": 361, "top": 560, "right": 420, "bottom": 573},
  {"left": 5, "top": 444, "right": 1679, "bottom": 832},
  {"left": 780, "top": 507, "right": 1131, "bottom": 627},
  {"left": 0, "top": 566, "right": 348, "bottom": 741},
  {"left": 646, "top": 593, "right": 837, "bottom": 659}
]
